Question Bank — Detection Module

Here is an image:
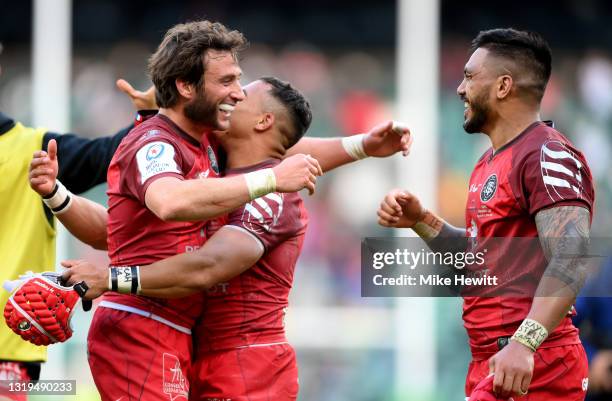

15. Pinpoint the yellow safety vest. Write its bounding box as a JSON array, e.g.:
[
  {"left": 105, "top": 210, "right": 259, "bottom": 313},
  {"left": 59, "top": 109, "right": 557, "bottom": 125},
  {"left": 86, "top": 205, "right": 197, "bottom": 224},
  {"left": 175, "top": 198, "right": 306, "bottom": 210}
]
[{"left": 0, "top": 122, "right": 54, "bottom": 362}]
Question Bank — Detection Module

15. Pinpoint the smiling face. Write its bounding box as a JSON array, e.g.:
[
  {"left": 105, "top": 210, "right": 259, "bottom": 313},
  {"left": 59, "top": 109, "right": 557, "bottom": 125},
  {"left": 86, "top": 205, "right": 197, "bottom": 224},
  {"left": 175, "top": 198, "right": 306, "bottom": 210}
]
[
  {"left": 213, "top": 80, "right": 269, "bottom": 144},
  {"left": 183, "top": 49, "right": 245, "bottom": 131},
  {"left": 456, "top": 48, "right": 496, "bottom": 134}
]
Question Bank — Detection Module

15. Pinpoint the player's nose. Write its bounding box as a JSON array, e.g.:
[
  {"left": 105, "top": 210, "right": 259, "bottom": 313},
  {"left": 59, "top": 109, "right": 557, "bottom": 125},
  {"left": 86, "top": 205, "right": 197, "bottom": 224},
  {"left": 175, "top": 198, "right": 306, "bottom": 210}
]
[{"left": 457, "top": 79, "right": 466, "bottom": 97}]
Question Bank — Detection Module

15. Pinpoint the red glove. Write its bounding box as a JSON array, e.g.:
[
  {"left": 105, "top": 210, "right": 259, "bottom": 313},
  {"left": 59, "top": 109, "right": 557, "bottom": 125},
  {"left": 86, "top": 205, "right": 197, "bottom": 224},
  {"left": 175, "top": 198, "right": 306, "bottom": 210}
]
[
  {"left": 3, "top": 272, "right": 83, "bottom": 346},
  {"left": 469, "top": 375, "right": 514, "bottom": 401}
]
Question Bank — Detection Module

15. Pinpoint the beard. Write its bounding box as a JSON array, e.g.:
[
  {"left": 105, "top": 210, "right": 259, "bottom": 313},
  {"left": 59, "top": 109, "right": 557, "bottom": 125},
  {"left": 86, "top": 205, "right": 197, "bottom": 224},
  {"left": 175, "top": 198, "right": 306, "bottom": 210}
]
[
  {"left": 463, "top": 91, "right": 490, "bottom": 134},
  {"left": 183, "top": 86, "right": 221, "bottom": 129}
]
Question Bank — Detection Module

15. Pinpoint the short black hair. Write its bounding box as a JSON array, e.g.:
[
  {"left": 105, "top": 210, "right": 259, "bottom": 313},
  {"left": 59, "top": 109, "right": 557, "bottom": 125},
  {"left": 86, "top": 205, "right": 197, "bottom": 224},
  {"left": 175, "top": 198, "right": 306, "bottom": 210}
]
[
  {"left": 471, "top": 28, "right": 552, "bottom": 101},
  {"left": 259, "top": 76, "right": 312, "bottom": 148}
]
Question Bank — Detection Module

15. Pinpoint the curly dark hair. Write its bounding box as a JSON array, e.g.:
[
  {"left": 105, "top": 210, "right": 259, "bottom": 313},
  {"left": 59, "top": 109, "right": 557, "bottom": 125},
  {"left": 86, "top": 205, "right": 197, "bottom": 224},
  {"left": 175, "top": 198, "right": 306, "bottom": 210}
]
[{"left": 148, "top": 20, "right": 248, "bottom": 108}]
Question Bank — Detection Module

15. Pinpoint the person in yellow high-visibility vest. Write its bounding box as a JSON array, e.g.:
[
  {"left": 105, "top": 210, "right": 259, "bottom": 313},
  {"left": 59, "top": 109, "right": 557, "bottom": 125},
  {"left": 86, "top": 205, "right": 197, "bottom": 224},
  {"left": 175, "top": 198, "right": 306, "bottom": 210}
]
[{"left": 0, "top": 41, "right": 155, "bottom": 400}]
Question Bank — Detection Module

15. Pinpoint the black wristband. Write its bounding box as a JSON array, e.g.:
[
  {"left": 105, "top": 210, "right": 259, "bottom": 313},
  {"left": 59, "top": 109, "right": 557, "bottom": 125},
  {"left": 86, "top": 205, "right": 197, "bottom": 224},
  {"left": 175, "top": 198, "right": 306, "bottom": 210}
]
[
  {"left": 42, "top": 183, "right": 59, "bottom": 200},
  {"left": 130, "top": 266, "right": 139, "bottom": 294},
  {"left": 51, "top": 195, "right": 72, "bottom": 213},
  {"left": 110, "top": 267, "right": 118, "bottom": 292}
]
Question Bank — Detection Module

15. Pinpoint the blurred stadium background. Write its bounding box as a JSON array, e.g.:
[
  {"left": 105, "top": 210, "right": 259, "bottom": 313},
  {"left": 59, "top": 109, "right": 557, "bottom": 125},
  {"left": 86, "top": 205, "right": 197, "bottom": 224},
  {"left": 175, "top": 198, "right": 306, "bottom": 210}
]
[{"left": 1, "top": 0, "right": 611, "bottom": 400}]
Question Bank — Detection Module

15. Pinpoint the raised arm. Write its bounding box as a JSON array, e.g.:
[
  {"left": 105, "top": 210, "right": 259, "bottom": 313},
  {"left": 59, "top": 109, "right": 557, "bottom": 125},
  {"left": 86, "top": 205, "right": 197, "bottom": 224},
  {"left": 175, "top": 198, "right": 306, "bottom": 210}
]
[
  {"left": 287, "top": 120, "right": 412, "bottom": 172},
  {"left": 62, "top": 225, "right": 264, "bottom": 299},
  {"left": 30, "top": 139, "right": 109, "bottom": 249}
]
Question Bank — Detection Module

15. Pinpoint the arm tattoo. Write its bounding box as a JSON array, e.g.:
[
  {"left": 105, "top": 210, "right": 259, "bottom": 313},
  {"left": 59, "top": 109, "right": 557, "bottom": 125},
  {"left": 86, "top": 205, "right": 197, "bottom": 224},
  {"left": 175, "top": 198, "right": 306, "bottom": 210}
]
[{"left": 535, "top": 206, "right": 591, "bottom": 295}]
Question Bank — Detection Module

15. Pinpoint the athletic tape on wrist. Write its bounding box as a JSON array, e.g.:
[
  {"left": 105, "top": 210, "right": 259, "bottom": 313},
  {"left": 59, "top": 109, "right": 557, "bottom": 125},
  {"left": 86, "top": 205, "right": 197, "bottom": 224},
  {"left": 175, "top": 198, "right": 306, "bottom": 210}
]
[
  {"left": 109, "top": 266, "right": 141, "bottom": 295},
  {"left": 42, "top": 180, "right": 73, "bottom": 215},
  {"left": 511, "top": 318, "right": 548, "bottom": 352},
  {"left": 244, "top": 168, "right": 276, "bottom": 200},
  {"left": 341, "top": 134, "right": 368, "bottom": 160},
  {"left": 412, "top": 211, "right": 442, "bottom": 240}
]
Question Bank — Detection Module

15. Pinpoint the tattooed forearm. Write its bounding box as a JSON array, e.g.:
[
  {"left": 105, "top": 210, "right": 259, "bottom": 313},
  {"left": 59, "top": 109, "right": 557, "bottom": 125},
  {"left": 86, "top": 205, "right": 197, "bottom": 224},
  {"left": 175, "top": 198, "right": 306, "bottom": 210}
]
[{"left": 535, "top": 206, "right": 591, "bottom": 295}]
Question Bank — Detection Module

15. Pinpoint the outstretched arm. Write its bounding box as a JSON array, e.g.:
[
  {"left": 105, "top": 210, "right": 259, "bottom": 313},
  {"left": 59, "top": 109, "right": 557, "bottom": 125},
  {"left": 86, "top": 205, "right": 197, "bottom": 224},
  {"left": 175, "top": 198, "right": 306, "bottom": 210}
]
[
  {"left": 144, "top": 153, "right": 321, "bottom": 221},
  {"left": 30, "top": 140, "right": 321, "bottom": 244},
  {"left": 288, "top": 120, "right": 412, "bottom": 172},
  {"left": 62, "top": 225, "right": 264, "bottom": 299}
]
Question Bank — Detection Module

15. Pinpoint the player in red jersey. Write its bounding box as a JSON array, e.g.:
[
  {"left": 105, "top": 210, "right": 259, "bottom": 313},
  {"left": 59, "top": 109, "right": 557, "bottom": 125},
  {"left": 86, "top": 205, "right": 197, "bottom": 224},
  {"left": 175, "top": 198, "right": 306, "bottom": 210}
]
[
  {"left": 378, "top": 28, "right": 593, "bottom": 400},
  {"left": 54, "top": 76, "right": 410, "bottom": 400},
  {"left": 27, "top": 21, "right": 324, "bottom": 401},
  {"left": 47, "top": 75, "right": 408, "bottom": 400}
]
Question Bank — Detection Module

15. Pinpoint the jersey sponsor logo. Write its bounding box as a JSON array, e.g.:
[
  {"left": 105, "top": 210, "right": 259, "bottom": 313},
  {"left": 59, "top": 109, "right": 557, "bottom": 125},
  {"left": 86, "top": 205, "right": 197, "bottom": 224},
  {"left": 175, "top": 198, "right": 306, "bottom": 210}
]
[
  {"left": 207, "top": 146, "right": 220, "bottom": 174},
  {"left": 136, "top": 141, "right": 181, "bottom": 184},
  {"left": 480, "top": 174, "right": 497, "bottom": 202},
  {"left": 540, "top": 140, "right": 584, "bottom": 202},
  {"left": 162, "top": 353, "right": 188, "bottom": 401},
  {"left": 242, "top": 193, "right": 284, "bottom": 234}
]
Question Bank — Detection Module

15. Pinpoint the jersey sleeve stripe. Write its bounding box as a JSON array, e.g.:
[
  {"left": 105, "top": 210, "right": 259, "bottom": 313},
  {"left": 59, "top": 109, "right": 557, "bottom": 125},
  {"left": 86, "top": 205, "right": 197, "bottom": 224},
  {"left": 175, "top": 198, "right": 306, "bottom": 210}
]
[
  {"left": 245, "top": 203, "right": 265, "bottom": 223},
  {"left": 542, "top": 145, "right": 582, "bottom": 168},
  {"left": 264, "top": 193, "right": 282, "bottom": 205},
  {"left": 541, "top": 161, "right": 576, "bottom": 178},
  {"left": 223, "top": 225, "right": 265, "bottom": 253},
  {"left": 254, "top": 197, "right": 274, "bottom": 218}
]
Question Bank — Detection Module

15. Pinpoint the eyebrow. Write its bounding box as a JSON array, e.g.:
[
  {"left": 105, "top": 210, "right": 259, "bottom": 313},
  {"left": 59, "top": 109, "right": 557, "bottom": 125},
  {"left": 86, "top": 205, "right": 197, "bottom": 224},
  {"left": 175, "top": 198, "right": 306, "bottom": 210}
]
[{"left": 219, "top": 71, "right": 242, "bottom": 81}]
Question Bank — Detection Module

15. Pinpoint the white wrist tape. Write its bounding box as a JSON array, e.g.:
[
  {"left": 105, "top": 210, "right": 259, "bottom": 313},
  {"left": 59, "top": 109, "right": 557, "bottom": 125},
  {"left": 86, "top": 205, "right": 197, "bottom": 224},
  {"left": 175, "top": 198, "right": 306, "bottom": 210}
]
[
  {"left": 42, "top": 180, "right": 73, "bottom": 215},
  {"left": 109, "top": 266, "right": 141, "bottom": 295},
  {"left": 412, "top": 222, "right": 439, "bottom": 241},
  {"left": 244, "top": 168, "right": 276, "bottom": 200},
  {"left": 341, "top": 134, "right": 368, "bottom": 160},
  {"left": 511, "top": 318, "right": 549, "bottom": 352}
]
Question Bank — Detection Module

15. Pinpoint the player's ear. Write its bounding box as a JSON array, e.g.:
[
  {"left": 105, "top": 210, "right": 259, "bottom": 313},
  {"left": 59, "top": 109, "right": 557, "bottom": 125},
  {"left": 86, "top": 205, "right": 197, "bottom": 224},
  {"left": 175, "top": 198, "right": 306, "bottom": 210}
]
[
  {"left": 496, "top": 75, "right": 513, "bottom": 100},
  {"left": 175, "top": 79, "right": 195, "bottom": 100},
  {"left": 254, "top": 112, "right": 274, "bottom": 132}
]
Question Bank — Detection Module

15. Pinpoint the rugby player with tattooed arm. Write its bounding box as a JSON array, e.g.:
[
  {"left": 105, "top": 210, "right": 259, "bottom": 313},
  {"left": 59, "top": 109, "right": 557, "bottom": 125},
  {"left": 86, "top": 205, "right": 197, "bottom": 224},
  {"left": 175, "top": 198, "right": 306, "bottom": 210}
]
[{"left": 378, "top": 29, "right": 594, "bottom": 401}]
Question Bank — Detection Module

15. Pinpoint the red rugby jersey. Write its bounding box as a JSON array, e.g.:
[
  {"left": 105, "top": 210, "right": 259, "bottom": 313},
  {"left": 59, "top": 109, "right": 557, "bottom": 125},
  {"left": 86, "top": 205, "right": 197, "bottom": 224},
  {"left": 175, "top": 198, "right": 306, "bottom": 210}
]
[
  {"left": 194, "top": 159, "right": 308, "bottom": 353},
  {"left": 463, "top": 121, "right": 595, "bottom": 357},
  {"left": 104, "top": 114, "right": 221, "bottom": 328}
]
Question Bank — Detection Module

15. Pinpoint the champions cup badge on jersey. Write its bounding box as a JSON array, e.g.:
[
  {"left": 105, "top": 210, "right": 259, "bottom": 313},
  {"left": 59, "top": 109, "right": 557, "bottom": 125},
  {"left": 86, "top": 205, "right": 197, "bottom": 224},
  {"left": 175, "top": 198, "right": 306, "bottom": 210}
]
[
  {"left": 480, "top": 174, "right": 498, "bottom": 202},
  {"left": 162, "top": 353, "right": 188, "bottom": 401},
  {"left": 207, "top": 146, "right": 219, "bottom": 174},
  {"left": 146, "top": 143, "right": 165, "bottom": 161}
]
